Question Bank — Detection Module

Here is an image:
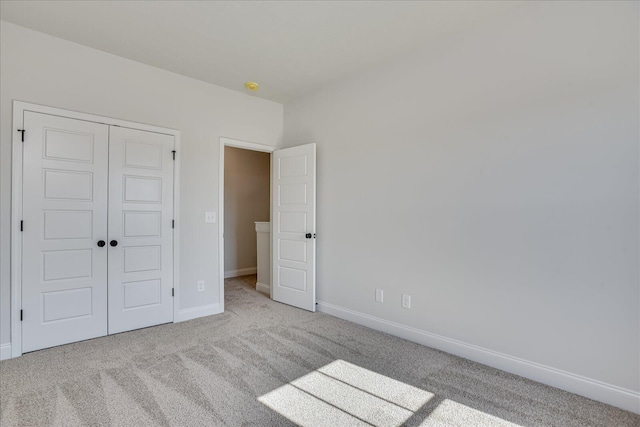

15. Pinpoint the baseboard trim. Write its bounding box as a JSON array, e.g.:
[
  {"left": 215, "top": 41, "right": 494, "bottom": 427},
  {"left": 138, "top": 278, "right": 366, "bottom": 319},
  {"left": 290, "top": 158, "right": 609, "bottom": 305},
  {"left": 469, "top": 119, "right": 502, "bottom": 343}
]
[
  {"left": 256, "top": 282, "right": 270, "bottom": 294},
  {"left": 1, "top": 305, "right": 225, "bottom": 359},
  {"left": 0, "top": 343, "right": 11, "bottom": 361},
  {"left": 224, "top": 267, "right": 257, "bottom": 279},
  {"left": 176, "top": 303, "right": 222, "bottom": 322},
  {"left": 316, "top": 300, "right": 640, "bottom": 414}
]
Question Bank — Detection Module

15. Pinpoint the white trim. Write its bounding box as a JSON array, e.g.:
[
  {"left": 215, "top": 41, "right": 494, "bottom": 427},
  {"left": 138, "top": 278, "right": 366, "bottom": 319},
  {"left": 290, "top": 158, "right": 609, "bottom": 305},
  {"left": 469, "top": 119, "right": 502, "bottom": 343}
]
[
  {"left": 0, "top": 344, "right": 12, "bottom": 361},
  {"left": 10, "top": 102, "right": 24, "bottom": 358},
  {"left": 220, "top": 137, "right": 277, "bottom": 154},
  {"left": 172, "top": 133, "right": 182, "bottom": 325},
  {"left": 10, "top": 100, "right": 181, "bottom": 359},
  {"left": 219, "top": 137, "right": 276, "bottom": 314},
  {"left": 177, "top": 303, "right": 222, "bottom": 322},
  {"left": 13, "top": 101, "right": 179, "bottom": 135},
  {"left": 317, "top": 300, "right": 640, "bottom": 414},
  {"left": 256, "top": 282, "right": 270, "bottom": 294},
  {"left": 224, "top": 267, "right": 257, "bottom": 279}
]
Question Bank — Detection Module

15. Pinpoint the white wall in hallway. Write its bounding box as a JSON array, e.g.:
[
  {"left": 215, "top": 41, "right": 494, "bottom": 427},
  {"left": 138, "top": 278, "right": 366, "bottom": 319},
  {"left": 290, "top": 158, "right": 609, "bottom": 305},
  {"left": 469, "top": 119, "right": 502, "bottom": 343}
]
[
  {"left": 0, "top": 21, "right": 283, "bottom": 347},
  {"left": 224, "top": 146, "right": 271, "bottom": 276},
  {"left": 284, "top": 1, "right": 639, "bottom": 410}
]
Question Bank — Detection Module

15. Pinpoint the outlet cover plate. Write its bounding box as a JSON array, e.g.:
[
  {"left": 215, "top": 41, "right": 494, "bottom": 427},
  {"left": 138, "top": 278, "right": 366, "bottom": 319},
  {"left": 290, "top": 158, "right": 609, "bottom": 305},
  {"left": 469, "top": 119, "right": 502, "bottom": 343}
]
[
  {"left": 402, "top": 294, "right": 411, "bottom": 309},
  {"left": 205, "top": 211, "right": 216, "bottom": 223}
]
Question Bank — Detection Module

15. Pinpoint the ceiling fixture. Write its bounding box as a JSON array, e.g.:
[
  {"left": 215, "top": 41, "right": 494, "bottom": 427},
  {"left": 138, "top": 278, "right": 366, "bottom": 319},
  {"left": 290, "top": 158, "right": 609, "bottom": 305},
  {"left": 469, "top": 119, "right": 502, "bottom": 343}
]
[{"left": 245, "top": 81, "right": 259, "bottom": 91}]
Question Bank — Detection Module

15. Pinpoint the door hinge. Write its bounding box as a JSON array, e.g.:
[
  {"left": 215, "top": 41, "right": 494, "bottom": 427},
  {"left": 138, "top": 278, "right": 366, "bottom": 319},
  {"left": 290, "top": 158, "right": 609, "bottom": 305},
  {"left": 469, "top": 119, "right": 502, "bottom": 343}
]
[
  {"left": 17, "top": 129, "right": 25, "bottom": 142},
  {"left": 172, "top": 288, "right": 175, "bottom": 297},
  {"left": 172, "top": 220, "right": 175, "bottom": 229},
  {"left": 20, "top": 310, "right": 23, "bottom": 321},
  {"left": 172, "top": 150, "right": 176, "bottom": 160},
  {"left": 20, "top": 220, "right": 23, "bottom": 232}
]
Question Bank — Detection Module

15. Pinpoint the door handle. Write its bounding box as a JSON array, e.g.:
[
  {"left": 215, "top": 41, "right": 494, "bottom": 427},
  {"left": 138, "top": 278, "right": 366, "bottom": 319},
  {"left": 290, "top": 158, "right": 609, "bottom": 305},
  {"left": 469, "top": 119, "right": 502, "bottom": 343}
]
[
  {"left": 110, "top": 240, "right": 118, "bottom": 247},
  {"left": 97, "top": 240, "right": 106, "bottom": 247},
  {"left": 305, "top": 233, "right": 312, "bottom": 239}
]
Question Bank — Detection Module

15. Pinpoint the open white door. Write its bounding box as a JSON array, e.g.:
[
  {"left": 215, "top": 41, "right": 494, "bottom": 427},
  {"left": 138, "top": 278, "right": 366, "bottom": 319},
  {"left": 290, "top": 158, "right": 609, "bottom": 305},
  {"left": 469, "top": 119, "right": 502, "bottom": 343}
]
[{"left": 272, "top": 143, "right": 316, "bottom": 311}]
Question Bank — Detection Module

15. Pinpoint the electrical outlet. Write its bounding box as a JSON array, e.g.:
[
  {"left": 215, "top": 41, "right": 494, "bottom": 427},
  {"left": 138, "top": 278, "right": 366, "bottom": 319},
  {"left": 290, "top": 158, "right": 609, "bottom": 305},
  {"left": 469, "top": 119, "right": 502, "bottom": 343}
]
[
  {"left": 375, "top": 289, "right": 384, "bottom": 303},
  {"left": 402, "top": 294, "right": 411, "bottom": 309},
  {"left": 197, "top": 280, "right": 205, "bottom": 292},
  {"left": 205, "top": 211, "right": 216, "bottom": 223}
]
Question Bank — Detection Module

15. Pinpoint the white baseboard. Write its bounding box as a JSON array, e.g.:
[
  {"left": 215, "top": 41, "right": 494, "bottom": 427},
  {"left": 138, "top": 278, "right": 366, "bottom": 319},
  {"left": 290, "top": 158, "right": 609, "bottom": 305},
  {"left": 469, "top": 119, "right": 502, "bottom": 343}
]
[
  {"left": 0, "top": 343, "right": 11, "bottom": 361},
  {"left": 317, "top": 300, "right": 640, "bottom": 415},
  {"left": 256, "top": 282, "right": 270, "bottom": 294},
  {"left": 1, "top": 305, "right": 225, "bottom": 359},
  {"left": 224, "top": 267, "right": 257, "bottom": 279},
  {"left": 176, "top": 303, "right": 222, "bottom": 322}
]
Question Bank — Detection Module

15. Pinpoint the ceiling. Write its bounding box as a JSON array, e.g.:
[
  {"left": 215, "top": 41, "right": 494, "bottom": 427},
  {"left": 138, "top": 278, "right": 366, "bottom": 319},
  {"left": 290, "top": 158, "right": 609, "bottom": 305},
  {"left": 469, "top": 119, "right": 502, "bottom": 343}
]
[{"left": 0, "top": 1, "right": 516, "bottom": 103}]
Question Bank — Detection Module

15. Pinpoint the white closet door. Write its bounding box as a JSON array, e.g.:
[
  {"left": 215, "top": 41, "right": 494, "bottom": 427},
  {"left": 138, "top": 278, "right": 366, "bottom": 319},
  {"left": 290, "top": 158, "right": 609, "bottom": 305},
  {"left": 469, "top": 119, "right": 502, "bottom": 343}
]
[
  {"left": 107, "top": 126, "right": 174, "bottom": 334},
  {"left": 22, "top": 112, "right": 109, "bottom": 353}
]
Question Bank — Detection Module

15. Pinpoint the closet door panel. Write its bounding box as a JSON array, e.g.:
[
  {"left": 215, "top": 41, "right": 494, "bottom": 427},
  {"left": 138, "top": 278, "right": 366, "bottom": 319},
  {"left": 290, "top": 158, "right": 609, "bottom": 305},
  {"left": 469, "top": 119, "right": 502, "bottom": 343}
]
[
  {"left": 21, "top": 112, "right": 109, "bottom": 352},
  {"left": 108, "top": 127, "right": 174, "bottom": 334}
]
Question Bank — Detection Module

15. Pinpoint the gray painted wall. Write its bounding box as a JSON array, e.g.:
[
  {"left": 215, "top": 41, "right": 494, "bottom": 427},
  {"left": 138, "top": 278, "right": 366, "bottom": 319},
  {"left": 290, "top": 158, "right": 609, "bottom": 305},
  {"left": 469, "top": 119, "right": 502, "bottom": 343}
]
[{"left": 284, "top": 1, "right": 639, "bottom": 395}]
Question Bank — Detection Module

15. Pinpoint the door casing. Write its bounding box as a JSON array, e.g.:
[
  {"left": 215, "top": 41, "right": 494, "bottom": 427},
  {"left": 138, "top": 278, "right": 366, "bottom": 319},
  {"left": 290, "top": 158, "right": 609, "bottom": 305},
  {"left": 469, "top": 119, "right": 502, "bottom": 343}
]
[{"left": 10, "top": 100, "right": 181, "bottom": 358}]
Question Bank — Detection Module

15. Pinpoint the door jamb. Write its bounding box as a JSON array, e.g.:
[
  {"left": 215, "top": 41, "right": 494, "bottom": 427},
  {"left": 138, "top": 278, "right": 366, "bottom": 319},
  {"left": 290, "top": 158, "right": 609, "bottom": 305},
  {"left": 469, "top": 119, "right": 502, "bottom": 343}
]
[
  {"left": 10, "top": 100, "right": 181, "bottom": 359},
  {"left": 218, "top": 137, "right": 276, "bottom": 313}
]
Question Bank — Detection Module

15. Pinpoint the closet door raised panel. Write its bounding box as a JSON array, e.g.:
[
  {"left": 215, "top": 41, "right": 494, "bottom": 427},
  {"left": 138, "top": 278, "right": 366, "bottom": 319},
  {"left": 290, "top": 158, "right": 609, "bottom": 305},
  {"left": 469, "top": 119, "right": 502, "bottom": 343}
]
[
  {"left": 108, "top": 127, "right": 174, "bottom": 334},
  {"left": 21, "top": 112, "right": 109, "bottom": 352}
]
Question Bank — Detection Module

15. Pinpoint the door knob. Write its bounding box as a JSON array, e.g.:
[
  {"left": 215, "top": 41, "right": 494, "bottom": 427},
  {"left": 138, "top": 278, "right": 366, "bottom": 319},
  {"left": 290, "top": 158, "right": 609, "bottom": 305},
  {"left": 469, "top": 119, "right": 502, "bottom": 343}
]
[
  {"left": 97, "top": 240, "right": 106, "bottom": 247},
  {"left": 305, "top": 233, "right": 312, "bottom": 239},
  {"left": 110, "top": 240, "right": 118, "bottom": 247}
]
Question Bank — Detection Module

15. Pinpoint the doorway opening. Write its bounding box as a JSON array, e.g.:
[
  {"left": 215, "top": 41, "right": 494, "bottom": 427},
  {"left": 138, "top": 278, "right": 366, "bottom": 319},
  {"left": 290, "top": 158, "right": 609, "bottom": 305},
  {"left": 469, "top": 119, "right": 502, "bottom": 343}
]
[
  {"left": 219, "top": 138, "right": 275, "bottom": 311},
  {"left": 219, "top": 138, "right": 317, "bottom": 313}
]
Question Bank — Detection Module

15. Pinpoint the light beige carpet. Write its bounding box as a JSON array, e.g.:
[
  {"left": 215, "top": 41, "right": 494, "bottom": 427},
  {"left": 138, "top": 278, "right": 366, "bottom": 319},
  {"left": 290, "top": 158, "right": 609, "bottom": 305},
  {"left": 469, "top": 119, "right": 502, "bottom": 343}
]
[{"left": 0, "top": 275, "right": 637, "bottom": 426}]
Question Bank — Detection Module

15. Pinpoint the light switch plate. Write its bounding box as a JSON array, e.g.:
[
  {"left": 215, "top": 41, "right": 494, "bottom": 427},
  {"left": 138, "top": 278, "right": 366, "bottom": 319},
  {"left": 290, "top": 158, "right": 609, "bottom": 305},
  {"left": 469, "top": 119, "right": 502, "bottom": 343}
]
[
  {"left": 205, "top": 211, "right": 216, "bottom": 223},
  {"left": 375, "top": 289, "right": 384, "bottom": 303},
  {"left": 197, "top": 280, "right": 205, "bottom": 292}
]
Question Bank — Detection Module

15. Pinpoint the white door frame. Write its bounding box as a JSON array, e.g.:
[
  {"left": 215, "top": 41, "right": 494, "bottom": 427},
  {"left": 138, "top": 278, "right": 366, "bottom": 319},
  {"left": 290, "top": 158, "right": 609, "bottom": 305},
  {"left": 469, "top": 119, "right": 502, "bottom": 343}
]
[
  {"left": 218, "top": 137, "right": 276, "bottom": 311},
  {"left": 10, "top": 100, "right": 181, "bottom": 358}
]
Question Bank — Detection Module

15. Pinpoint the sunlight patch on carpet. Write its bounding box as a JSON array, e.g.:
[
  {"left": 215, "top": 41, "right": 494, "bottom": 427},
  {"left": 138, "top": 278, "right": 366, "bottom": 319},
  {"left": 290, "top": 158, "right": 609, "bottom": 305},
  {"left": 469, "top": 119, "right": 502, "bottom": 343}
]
[
  {"left": 258, "top": 359, "right": 523, "bottom": 427},
  {"left": 420, "top": 399, "right": 520, "bottom": 426},
  {"left": 258, "top": 359, "right": 432, "bottom": 426}
]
